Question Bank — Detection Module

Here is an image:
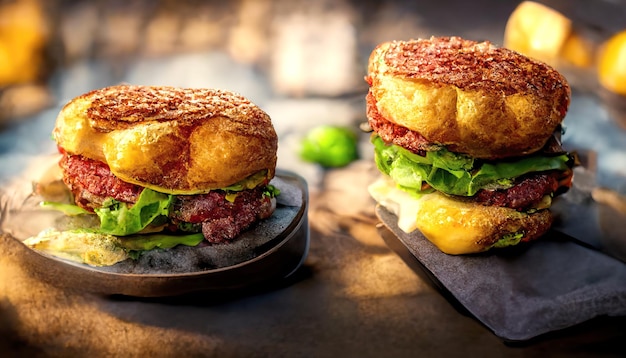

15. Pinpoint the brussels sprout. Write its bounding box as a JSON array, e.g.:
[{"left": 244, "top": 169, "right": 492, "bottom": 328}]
[{"left": 300, "top": 125, "right": 359, "bottom": 168}]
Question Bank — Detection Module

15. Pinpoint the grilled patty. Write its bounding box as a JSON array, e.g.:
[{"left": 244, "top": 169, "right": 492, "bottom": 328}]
[
  {"left": 59, "top": 153, "right": 274, "bottom": 243},
  {"left": 366, "top": 93, "right": 571, "bottom": 212}
]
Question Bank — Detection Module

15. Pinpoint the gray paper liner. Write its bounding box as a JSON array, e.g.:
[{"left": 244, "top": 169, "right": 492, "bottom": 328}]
[{"left": 376, "top": 206, "right": 626, "bottom": 342}]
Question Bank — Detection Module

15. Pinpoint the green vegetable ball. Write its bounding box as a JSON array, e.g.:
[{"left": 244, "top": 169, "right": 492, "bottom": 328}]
[{"left": 300, "top": 125, "right": 359, "bottom": 168}]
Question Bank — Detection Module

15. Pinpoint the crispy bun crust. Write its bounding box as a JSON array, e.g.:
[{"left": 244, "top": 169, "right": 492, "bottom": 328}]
[
  {"left": 366, "top": 36, "right": 571, "bottom": 159},
  {"left": 54, "top": 85, "right": 278, "bottom": 194}
]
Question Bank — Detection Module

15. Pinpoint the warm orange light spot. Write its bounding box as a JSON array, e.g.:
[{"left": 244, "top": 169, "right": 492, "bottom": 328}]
[{"left": 598, "top": 31, "right": 626, "bottom": 96}]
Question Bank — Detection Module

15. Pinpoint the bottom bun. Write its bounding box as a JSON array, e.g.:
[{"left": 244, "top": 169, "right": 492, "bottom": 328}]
[{"left": 368, "top": 177, "right": 553, "bottom": 255}]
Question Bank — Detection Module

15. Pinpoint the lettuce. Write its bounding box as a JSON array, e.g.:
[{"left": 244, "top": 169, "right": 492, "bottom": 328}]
[
  {"left": 372, "top": 135, "right": 571, "bottom": 196},
  {"left": 263, "top": 184, "right": 281, "bottom": 198},
  {"left": 94, "top": 188, "right": 173, "bottom": 236},
  {"left": 41, "top": 201, "right": 90, "bottom": 216},
  {"left": 491, "top": 232, "right": 524, "bottom": 249},
  {"left": 117, "top": 232, "right": 204, "bottom": 252}
]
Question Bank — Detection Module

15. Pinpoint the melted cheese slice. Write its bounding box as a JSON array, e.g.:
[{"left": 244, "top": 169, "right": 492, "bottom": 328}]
[
  {"left": 368, "top": 177, "right": 422, "bottom": 233},
  {"left": 369, "top": 177, "right": 528, "bottom": 255}
]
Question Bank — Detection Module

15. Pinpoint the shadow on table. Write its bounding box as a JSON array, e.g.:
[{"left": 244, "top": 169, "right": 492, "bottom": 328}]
[{"left": 106, "top": 263, "right": 316, "bottom": 307}]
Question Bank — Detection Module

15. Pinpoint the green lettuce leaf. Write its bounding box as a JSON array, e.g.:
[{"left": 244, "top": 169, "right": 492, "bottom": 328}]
[
  {"left": 41, "top": 201, "right": 90, "bottom": 216},
  {"left": 491, "top": 232, "right": 524, "bottom": 249},
  {"left": 94, "top": 188, "right": 174, "bottom": 236},
  {"left": 372, "top": 135, "right": 571, "bottom": 196},
  {"left": 263, "top": 184, "right": 281, "bottom": 198},
  {"left": 117, "top": 232, "right": 205, "bottom": 251}
]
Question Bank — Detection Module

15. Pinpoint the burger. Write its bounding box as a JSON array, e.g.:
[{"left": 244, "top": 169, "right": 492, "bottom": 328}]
[
  {"left": 25, "top": 85, "right": 280, "bottom": 266},
  {"left": 366, "top": 37, "right": 575, "bottom": 255}
]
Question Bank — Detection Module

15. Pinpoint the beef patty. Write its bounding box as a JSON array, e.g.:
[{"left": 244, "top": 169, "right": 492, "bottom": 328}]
[
  {"left": 59, "top": 154, "right": 274, "bottom": 243},
  {"left": 366, "top": 93, "right": 572, "bottom": 211}
]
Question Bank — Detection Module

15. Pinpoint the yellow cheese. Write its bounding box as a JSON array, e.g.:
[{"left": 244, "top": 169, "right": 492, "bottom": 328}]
[
  {"left": 369, "top": 177, "right": 532, "bottom": 255},
  {"left": 368, "top": 177, "right": 422, "bottom": 233}
]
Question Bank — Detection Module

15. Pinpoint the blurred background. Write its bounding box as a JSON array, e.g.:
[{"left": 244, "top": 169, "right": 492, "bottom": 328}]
[{"left": 0, "top": 0, "right": 625, "bottom": 191}]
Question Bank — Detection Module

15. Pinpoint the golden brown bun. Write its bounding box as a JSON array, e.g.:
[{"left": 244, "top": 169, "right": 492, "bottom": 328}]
[
  {"left": 366, "top": 36, "right": 571, "bottom": 159},
  {"left": 54, "top": 85, "right": 277, "bottom": 194},
  {"left": 368, "top": 177, "right": 552, "bottom": 254}
]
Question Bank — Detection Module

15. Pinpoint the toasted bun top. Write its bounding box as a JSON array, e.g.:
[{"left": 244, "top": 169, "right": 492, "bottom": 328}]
[
  {"left": 54, "top": 85, "right": 278, "bottom": 194},
  {"left": 366, "top": 36, "right": 571, "bottom": 159}
]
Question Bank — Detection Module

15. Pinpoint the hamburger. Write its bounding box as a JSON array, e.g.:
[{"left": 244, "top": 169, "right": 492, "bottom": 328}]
[
  {"left": 366, "top": 37, "right": 575, "bottom": 255},
  {"left": 25, "top": 85, "right": 280, "bottom": 266}
]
